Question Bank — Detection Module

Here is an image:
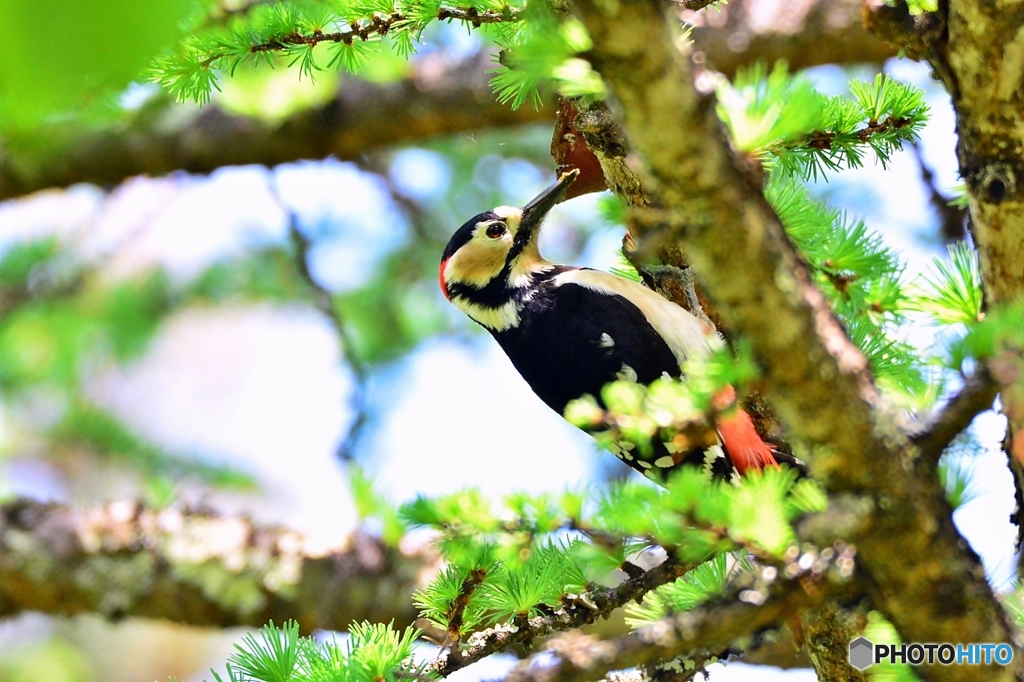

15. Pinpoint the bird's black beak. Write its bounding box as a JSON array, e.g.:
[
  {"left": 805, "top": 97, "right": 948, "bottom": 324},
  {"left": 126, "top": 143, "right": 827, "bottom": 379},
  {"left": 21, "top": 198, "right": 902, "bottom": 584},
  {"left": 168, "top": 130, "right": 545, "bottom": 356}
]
[{"left": 519, "top": 169, "right": 579, "bottom": 234}]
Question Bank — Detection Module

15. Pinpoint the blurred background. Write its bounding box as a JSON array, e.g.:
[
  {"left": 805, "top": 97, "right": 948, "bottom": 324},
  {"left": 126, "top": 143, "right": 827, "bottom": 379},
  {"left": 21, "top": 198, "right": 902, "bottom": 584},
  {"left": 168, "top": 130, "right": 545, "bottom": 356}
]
[{"left": 0, "top": 2, "right": 1014, "bottom": 681}]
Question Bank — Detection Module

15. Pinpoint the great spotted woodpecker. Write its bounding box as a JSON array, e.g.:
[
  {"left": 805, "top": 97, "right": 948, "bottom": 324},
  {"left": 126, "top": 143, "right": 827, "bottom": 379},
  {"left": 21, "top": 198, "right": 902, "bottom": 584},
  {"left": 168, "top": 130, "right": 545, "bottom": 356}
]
[{"left": 439, "top": 169, "right": 786, "bottom": 481}]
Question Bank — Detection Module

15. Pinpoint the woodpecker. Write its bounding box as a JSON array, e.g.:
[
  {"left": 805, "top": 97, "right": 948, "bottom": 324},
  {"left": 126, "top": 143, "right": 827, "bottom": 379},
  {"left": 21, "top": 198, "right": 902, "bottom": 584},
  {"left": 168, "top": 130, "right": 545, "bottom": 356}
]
[{"left": 439, "top": 170, "right": 786, "bottom": 481}]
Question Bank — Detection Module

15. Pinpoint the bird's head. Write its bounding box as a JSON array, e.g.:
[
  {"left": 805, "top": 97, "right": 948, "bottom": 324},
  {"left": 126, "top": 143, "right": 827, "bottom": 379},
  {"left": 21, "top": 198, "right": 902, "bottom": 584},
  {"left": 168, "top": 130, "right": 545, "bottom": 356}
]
[{"left": 439, "top": 169, "right": 578, "bottom": 330}]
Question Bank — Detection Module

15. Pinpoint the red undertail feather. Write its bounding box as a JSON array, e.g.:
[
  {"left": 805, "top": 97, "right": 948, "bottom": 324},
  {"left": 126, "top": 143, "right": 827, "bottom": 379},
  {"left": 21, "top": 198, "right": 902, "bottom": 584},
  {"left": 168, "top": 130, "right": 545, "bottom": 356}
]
[{"left": 712, "top": 386, "right": 779, "bottom": 475}]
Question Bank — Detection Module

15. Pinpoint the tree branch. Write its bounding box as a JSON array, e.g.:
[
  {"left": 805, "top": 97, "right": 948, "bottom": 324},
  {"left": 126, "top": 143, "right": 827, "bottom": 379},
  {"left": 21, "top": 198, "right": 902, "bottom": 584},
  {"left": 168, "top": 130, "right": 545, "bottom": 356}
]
[
  {"left": 498, "top": 559, "right": 860, "bottom": 682},
  {"left": 0, "top": 498, "right": 433, "bottom": 632},
  {"left": 0, "top": 50, "right": 553, "bottom": 201},
  {"left": 0, "top": 0, "right": 902, "bottom": 201},
  {"left": 689, "top": 0, "right": 897, "bottom": 77},
  {"left": 570, "top": 2, "right": 1021, "bottom": 679},
  {"left": 430, "top": 556, "right": 693, "bottom": 677},
  {"left": 242, "top": 5, "right": 523, "bottom": 54},
  {"left": 907, "top": 364, "right": 999, "bottom": 464}
]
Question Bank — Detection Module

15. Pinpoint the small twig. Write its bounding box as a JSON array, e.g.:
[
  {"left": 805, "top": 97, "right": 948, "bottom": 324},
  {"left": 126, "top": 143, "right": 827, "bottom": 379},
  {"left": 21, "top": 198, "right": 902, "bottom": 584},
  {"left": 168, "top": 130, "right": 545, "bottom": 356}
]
[
  {"left": 908, "top": 142, "right": 968, "bottom": 242},
  {"left": 430, "top": 555, "right": 693, "bottom": 677},
  {"left": 437, "top": 5, "right": 524, "bottom": 26},
  {"left": 445, "top": 567, "right": 489, "bottom": 660},
  {"left": 906, "top": 364, "right": 999, "bottom": 465},
  {"left": 642, "top": 264, "right": 716, "bottom": 331},
  {"left": 244, "top": 5, "right": 523, "bottom": 54}
]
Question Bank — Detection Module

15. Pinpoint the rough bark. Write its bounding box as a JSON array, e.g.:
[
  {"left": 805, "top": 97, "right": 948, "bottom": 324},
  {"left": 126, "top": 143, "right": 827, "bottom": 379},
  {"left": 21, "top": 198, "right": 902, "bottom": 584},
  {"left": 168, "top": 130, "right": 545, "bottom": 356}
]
[
  {"left": 940, "top": 0, "right": 1024, "bottom": 555},
  {"left": 0, "top": 498, "right": 432, "bottom": 633},
  {"left": 867, "top": 0, "right": 1024, "bottom": 572},
  {"left": 569, "top": 2, "right": 1021, "bottom": 680}
]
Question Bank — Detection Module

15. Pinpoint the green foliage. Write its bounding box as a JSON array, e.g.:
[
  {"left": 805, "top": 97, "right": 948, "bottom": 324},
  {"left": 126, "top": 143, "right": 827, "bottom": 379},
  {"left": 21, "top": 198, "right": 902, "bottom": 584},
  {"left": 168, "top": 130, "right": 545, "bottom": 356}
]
[
  {"left": 147, "top": 1, "right": 543, "bottom": 105},
  {"left": 862, "top": 612, "right": 920, "bottom": 682},
  {"left": 905, "top": 242, "right": 984, "bottom": 326},
  {"left": 948, "top": 183, "right": 970, "bottom": 210},
  {"left": 222, "top": 621, "right": 301, "bottom": 682},
  {"left": 566, "top": 346, "right": 763, "bottom": 462},
  {"left": 487, "top": 12, "right": 603, "bottom": 109},
  {"left": 188, "top": 247, "right": 313, "bottom": 303},
  {"left": 475, "top": 541, "right": 588, "bottom": 621},
  {"left": 138, "top": 0, "right": 612, "bottom": 111},
  {"left": 0, "top": 639, "right": 92, "bottom": 682},
  {"left": 0, "top": 237, "right": 62, "bottom": 288},
  {"left": 209, "top": 620, "right": 428, "bottom": 682},
  {"left": 952, "top": 301, "right": 1024, "bottom": 371},
  {"left": 414, "top": 562, "right": 491, "bottom": 632},
  {"left": 0, "top": 4, "right": 983, "bottom": 677},
  {"left": 597, "top": 194, "right": 627, "bottom": 225},
  {"left": 405, "top": 468, "right": 825, "bottom": 640},
  {"left": 719, "top": 65, "right": 928, "bottom": 181},
  {"left": 1003, "top": 583, "right": 1024, "bottom": 631},
  {"left": 624, "top": 553, "right": 730, "bottom": 626},
  {"left": 0, "top": 272, "right": 174, "bottom": 391},
  {"left": 349, "top": 465, "right": 409, "bottom": 545},
  {"left": 609, "top": 251, "right": 643, "bottom": 284},
  {"left": 335, "top": 276, "right": 446, "bottom": 364},
  {"left": 0, "top": 0, "right": 190, "bottom": 129},
  {"left": 222, "top": 461, "right": 824, "bottom": 680},
  {"left": 414, "top": 540, "right": 587, "bottom": 630},
  {"left": 765, "top": 173, "right": 929, "bottom": 400},
  {"left": 902, "top": 0, "right": 938, "bottom": 14},
  {"left": 937, "top": 445, "right": 978, "bottom": 510}
]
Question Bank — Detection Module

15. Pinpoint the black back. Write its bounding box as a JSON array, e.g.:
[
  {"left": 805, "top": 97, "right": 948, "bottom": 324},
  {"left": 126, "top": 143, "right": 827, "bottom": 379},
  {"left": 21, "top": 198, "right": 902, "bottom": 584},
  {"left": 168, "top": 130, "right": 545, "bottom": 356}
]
[{"left": 492, "top": 269, "right": 681, "bottom": 413}]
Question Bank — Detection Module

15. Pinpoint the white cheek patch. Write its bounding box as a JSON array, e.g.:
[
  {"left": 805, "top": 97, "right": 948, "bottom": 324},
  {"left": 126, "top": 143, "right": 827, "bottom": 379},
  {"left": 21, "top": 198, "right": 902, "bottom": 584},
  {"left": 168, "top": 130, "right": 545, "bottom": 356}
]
[
  {"left": 444, "top": 242, "right": 507, "bottom": 288},
  {"left": 454, "top": 297, "right": 521, "bottom": 332}
]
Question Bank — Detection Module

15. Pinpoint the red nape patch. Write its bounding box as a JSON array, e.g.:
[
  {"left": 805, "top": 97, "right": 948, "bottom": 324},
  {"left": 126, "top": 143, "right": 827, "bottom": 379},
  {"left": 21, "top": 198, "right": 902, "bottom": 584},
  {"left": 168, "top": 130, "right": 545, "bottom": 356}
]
[{"left": 439, "top": 259, "right": 450, "bottom": 300}]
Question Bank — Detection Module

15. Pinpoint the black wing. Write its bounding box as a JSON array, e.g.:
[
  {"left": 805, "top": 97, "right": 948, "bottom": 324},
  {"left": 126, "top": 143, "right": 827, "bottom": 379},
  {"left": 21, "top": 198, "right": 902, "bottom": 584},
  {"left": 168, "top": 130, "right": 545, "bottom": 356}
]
[{"left": 493, "top": 278, "right": 681, "bottom": 413}]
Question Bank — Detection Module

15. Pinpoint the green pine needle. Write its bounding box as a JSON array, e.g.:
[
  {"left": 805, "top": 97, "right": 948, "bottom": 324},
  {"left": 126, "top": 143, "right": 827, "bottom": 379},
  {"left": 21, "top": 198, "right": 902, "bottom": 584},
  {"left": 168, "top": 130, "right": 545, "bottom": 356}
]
[
  {"left": 938, "top": 454, "right": 977, "bottom": 510},
  {"left": 226, "top": 621, "right": 302, "bottom": 682},
  {"left": 764, "top": 172, "right": 930, "bottom": 397},
  {"left": 609, "top": 250, "right": 643, "bottom": 283},
  {"left": 719, "top": 65, "right": 928, "bottom": 181},
  {"left": 210, "top": 620, "right": 425, "bottom": 682},
  {"left": 906, "top": 242, "right": 984, "bottom": 325},
  {"left": 624, "top": 553, "right": 730, "bottom": 626}
]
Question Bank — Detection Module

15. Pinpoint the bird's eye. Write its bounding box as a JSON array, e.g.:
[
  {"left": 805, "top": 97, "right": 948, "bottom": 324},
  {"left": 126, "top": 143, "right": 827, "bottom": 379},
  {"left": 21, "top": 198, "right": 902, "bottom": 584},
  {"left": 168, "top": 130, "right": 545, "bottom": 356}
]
[{"left": 485, "top": 223, "right": 506, "bottom": 239}]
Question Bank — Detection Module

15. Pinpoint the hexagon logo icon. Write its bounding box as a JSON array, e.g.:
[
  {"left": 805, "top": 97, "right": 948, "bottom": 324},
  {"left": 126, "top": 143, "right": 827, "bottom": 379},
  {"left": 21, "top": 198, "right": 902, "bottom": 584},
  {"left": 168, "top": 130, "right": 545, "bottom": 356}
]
[{"left": 849, "top": 637, "right": 874, "bottom": 671}]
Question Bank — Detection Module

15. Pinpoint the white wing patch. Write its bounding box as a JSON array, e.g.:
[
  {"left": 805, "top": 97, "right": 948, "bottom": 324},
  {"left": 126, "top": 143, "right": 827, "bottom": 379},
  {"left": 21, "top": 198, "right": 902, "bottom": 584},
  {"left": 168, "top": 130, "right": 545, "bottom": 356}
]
[
  {"left": 599, "top": 333, "right": 615, "bottom": 348},
  {"left": 702, "top": 444, "right": 727, "bottom": 478},
  {"left": 616, "top": 364, "right": 638, "bottom": 382},
  {"left": 553, "top": 269, "right": 722, "bottom": 366}
]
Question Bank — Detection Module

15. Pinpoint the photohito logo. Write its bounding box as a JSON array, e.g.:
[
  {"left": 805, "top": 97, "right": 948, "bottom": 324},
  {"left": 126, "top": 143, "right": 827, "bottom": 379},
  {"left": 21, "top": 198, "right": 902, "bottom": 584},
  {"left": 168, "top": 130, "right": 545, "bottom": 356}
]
[{"left": 848, "top": 637, "right": 1014, "bottom": 670}]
